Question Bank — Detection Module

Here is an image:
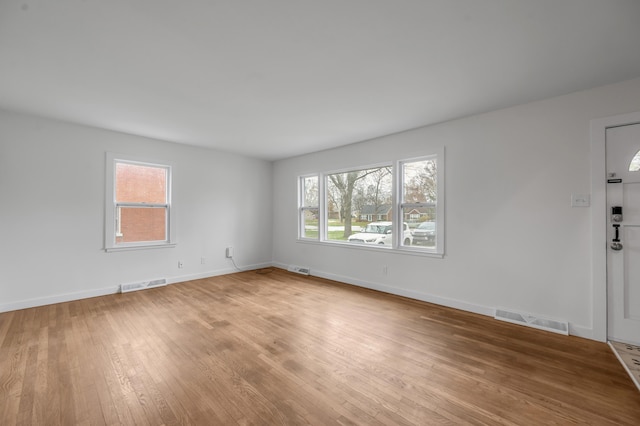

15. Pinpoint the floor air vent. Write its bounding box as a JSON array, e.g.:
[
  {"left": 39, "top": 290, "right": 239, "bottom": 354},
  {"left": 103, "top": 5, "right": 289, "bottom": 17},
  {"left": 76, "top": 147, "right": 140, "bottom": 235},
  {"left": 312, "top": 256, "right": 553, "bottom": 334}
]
[
  {"left": 287, "top": 265, "right": 310, "bottom": 275},
  {"left": 495, "top": 308, "right": 568, "bottom": 335},
  {"left": 121, "top": 278, "right": 167, "bottom": 293}
]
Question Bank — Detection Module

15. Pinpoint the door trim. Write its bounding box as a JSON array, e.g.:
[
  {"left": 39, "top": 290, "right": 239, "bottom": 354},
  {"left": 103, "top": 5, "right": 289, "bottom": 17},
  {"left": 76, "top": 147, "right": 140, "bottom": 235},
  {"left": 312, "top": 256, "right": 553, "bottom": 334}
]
[{"left": 591, "top": 111, "right": 640, "bottom": 342}]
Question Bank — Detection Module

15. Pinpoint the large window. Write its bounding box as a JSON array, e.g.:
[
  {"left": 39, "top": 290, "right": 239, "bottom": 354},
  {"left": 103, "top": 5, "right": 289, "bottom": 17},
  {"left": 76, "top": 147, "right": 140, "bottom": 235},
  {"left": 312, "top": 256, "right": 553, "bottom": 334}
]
[
  {"left": 105, "top": 153, "right": 175, "bottom": 251},
  {"left": 297, "top": 150, "right": 444, "bottom": 256},
  {"left": 326, "top": 166, "right": 392, "bottom": 242}
]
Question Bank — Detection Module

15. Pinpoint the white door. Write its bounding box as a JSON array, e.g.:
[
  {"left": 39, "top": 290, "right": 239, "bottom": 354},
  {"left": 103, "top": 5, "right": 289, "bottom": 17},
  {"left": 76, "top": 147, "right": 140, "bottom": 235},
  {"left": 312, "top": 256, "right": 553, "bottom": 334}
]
[{"left": 606, "top": 123, "right": 640, "bottom": 345}]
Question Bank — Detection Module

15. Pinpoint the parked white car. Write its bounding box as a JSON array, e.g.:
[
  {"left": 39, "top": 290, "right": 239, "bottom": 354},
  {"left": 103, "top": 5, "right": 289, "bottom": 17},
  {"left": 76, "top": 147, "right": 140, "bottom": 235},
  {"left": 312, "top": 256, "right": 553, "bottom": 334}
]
[{"left": 347, "top": 221, "right": 413, "bottom": 246}]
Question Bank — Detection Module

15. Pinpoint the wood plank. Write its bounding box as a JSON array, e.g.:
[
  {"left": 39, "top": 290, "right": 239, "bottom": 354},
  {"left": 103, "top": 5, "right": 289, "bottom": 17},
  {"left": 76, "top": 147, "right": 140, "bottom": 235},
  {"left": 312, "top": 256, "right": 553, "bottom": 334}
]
[{"left": 1, "top": 268, "right": 639, "bottom": 425}]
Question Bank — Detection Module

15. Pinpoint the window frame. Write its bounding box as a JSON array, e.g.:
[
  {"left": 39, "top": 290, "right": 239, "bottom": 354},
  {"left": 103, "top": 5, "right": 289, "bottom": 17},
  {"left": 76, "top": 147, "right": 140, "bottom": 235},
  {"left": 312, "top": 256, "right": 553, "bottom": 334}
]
[
  {"left": 298, "top": 174, "right": 321, "bottom": 241},
  {"left": 396, "top": 153, "right": 444, "bottom": 255},
  {"left": 297, "top": 148, "right": 444, "bottom": 258},
  {"left": 105, "top": 152, "right": 176, "bottom": 252}
]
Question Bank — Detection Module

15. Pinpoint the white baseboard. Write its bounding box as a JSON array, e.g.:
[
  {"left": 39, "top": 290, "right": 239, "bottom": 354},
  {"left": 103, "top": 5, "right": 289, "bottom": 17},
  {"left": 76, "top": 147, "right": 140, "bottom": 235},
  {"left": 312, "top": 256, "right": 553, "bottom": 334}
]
[
  {"left": 166, "top": 261, "right": 273, "bottom": 285},
  {"left": 275, "top": 262, "right": 597, "bottom": 341},
  {"left": 166, "top": 267, "right": 235, "bottom": 284},
  {"left": 308, "top": 268, "right": 495, "bottom": 317},
  {"left": 1, "top": 262, "right": 598, "bottom": 343},
  {"left": 275, "top": 262, "right": 495, "bottom": 317},
  {"left": 0, "top": 285, "right": 121, "bottom": 313},
  {"left": 569, "top": 324, "right": 598, "bottom": 341},
  {"left": 272, "top": 261, "right": 289, "bottom": 270},
  {"left": 0, "top": 262, "right": 273, "bottom": 314}
]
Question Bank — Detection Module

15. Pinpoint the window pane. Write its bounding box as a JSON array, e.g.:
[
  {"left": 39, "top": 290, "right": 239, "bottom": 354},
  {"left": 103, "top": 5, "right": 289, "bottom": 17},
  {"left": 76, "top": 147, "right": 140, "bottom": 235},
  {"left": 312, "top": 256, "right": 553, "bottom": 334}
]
[
  {"left": 302, "top": 208, "right": 319, "bottom": 239},
  {"left": 403, "top": 159, "right": 437, "bottom": 203},
  {"left": 116, "top": 162, "right": 167, "bottom": 204},
  {"left": 630, "top": 150, "right": 640, "bottom": 172},
  {"left": 405, "top": 210, "right": 436, "bottom": 247},
  {"left": 402, "top": 157, "right": 438, "bottom": 249},
  {"left": 402, "top": 205, "right": 436, "bottom": 224},
  {"left": 327, "top": 166, "right": 392, "bottom": 243},
  {"left": 302, "top": 176, "right": 318, "bottom": 207},
  {"left": 117, "top": 206, "right": 167, "bottom": 243}
]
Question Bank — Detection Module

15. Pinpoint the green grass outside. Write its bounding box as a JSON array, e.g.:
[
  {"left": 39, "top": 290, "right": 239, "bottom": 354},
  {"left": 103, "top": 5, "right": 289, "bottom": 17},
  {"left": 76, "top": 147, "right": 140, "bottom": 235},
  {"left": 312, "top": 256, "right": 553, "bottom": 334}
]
[
  {"left": 303, "top": 220, "right": 369, "bottom": 241},
  {"left": 303, "top": 229, "right": 347, "bottom": 240}
]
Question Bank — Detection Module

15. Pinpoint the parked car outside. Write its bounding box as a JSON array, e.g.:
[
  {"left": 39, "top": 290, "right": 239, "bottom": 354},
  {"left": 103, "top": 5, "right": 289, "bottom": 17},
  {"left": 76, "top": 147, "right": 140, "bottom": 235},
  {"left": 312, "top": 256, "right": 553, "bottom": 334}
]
[
  {"left": 347, "top": 221, "right": 413, "bottom": 246},
  {"left": 411, "top": 221, "right": 435, "bottom": 245}
]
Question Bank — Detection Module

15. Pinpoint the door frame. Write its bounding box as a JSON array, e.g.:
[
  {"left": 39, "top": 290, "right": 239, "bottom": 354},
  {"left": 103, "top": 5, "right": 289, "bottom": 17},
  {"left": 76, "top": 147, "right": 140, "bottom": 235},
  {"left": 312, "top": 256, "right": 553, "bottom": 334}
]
[{"left": 590, "top": 111, "right": 640, "bottom": 342}]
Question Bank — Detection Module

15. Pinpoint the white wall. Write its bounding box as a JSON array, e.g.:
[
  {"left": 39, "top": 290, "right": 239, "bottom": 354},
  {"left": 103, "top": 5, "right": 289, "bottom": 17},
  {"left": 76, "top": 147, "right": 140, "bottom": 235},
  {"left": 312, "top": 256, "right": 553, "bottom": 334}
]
[
  {"left": 4, "top": 77, "right": 640, "bottom": 338},
  {"left": 0, "top": 110, "right": 273, "bottom": 312},
  {"left": 272, "top": 77, "right": 640, "bottom": 340}
]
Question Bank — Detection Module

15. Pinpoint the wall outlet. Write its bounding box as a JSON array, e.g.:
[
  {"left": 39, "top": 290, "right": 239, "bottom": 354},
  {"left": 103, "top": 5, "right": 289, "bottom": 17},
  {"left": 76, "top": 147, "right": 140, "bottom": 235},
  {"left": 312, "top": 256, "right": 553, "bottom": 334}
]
[
  {"left": 225, "top": 247, "right": 233, "bottom": 258},
  {"left": 178, "top": 261, "right": 184, "bottom": 269},
  {"left": 201, "top": 257, "right": 206, "bottom": 265}
]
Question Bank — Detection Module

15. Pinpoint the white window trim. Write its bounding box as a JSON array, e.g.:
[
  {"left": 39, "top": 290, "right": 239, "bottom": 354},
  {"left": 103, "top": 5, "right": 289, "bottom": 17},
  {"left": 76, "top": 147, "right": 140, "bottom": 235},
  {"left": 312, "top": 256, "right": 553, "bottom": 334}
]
[
  {"left": 297, "top": 148, "right": 444, "bottom": 258},
  {"left": 104, "top": 152, "right": 176, "bottom": 252}
]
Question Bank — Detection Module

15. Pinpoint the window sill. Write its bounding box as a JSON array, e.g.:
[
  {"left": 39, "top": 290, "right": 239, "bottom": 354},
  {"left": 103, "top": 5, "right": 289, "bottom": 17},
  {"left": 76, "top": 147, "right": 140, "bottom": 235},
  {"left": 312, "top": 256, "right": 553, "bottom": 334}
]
[
  {"left": 105, "top": 242, "right": 176, "bottom": 252},
  {"left": 296, "top": 238, "right": 444, "bottom": 258}
]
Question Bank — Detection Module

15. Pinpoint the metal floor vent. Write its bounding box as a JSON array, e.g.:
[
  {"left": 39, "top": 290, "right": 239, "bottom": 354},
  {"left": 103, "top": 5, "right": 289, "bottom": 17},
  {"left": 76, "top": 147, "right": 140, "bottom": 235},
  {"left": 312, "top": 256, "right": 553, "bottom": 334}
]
[
  {"left": 287, "top": 265, "right": 310, "bottom": 275},
  {"left": 121, "top": 278, "right": 167, "bottom": 293},
  {"left": 495, "top": 308, "right": 568, "bottom": 335}
]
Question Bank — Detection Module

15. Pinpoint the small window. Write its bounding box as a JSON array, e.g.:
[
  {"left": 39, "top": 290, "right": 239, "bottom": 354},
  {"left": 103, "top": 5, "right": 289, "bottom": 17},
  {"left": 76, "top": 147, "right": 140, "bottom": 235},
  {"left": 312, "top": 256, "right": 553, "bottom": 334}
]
[
  {"left": 105, "top": 153, "right": 175, "bottom": 251},
  {"left": 299, "top": 175, "right": 319, "bottom": 239},
  {"left": 629, "top": 150, "right": 640, "bottom": 171}
]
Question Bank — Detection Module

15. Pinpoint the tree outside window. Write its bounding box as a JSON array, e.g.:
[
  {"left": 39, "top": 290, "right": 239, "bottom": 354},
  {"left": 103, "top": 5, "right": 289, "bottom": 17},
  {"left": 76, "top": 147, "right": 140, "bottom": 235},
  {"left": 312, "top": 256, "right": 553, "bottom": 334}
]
[{"left": 326, "top": 166, "right": 392, "bottom": 240}]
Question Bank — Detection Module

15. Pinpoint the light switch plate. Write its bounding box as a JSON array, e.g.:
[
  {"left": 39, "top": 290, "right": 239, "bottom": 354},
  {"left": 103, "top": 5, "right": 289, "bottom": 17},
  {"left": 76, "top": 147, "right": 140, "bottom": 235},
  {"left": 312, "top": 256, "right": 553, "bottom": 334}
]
[{"left": 571, "top": 194, "right": 590, "bottom": 207}]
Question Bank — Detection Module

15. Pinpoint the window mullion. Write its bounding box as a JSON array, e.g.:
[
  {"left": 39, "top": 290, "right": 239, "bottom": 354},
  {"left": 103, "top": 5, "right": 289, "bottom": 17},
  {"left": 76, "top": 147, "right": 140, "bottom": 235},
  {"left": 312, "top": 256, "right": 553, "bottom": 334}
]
[{"left": 401, "top": 202, "right": 435, "bottom": 209}]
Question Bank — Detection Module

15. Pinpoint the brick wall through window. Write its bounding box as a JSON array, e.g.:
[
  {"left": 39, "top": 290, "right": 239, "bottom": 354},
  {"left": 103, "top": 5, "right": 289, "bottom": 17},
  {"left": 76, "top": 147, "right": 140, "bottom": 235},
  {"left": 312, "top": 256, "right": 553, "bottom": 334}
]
[{"left": 115, "top": 163, "right": 167, "bottom": 243}]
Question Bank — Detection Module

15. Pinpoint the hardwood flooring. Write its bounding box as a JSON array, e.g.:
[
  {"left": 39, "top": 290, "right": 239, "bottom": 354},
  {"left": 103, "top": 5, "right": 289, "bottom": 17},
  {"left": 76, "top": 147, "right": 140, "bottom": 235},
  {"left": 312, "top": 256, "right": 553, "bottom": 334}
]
[{"left": 1, "top": 268, "right": 639, "bottom": 425}]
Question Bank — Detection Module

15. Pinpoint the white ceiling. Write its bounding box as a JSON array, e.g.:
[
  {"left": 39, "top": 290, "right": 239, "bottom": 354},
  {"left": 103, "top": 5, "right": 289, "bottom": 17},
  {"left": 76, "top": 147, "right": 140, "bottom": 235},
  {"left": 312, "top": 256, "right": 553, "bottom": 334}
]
[{"left": 1, "top": 1, "right": 640, "bottom": 161}]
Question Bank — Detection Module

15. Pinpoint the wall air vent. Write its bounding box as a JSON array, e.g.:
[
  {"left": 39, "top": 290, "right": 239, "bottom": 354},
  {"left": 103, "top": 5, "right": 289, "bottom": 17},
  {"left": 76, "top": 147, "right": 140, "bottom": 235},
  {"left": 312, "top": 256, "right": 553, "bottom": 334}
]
[
  {"left": 120, "top": 278, "right": 167, "bottom": 293},
  {"left": 287, "top": 265, "right": 310, "bottom": 275},
  {"left": 495, "top": 308, "right": 568, "bottom": 335}
]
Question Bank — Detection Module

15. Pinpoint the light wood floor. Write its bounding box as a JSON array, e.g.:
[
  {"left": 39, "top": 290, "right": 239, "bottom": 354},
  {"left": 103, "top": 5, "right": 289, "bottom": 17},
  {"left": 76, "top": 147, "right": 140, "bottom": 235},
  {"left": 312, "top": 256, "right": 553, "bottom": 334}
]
[{"left": 1, "top": 269, "right": 639, "bottom": 425}]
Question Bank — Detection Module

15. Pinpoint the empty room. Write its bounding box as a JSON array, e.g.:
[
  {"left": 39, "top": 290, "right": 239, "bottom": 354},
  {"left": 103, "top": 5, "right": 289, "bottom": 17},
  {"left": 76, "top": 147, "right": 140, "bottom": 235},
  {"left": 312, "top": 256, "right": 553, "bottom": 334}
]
[{"left": 2, "top": 1, "right": 640, "bottom": 424}]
